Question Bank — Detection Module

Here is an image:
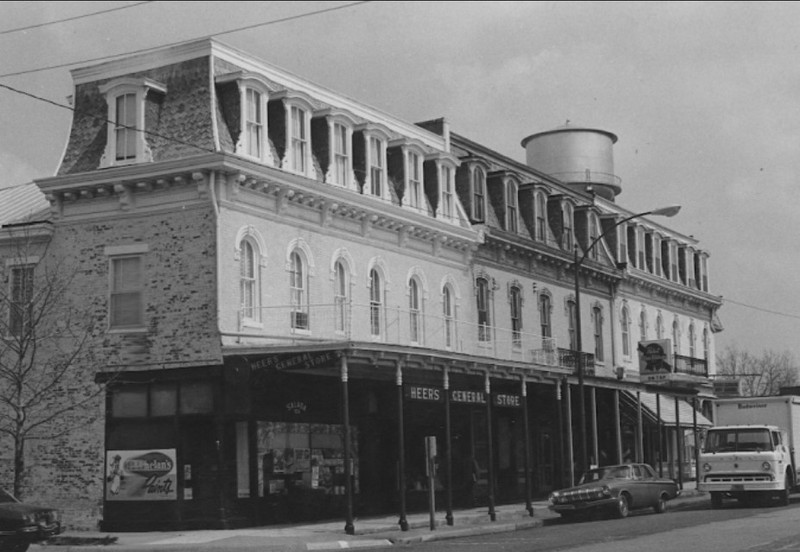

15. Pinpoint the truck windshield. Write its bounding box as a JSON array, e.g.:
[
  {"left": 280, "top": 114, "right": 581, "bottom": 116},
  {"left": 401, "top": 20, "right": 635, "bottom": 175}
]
[{"left": 704, "top": 428, "right": 773, "bottom": 453}]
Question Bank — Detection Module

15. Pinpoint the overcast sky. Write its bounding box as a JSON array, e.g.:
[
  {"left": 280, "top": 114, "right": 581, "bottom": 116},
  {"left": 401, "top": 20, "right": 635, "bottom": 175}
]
[{"left": 1, "top": 1, "right": 798, "bottom": 364}]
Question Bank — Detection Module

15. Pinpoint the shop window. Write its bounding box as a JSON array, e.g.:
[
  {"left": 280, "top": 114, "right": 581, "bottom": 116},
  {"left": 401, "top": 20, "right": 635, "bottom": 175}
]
[
  {"left": 180, "top": 381, "right": 214, "bottom": 414},
  {"left": 111, "top": 386, "right": 148, "bottom": 418},
  {"left": 150, "top": 383, "right": 177, "bottom": 417},
  {"left": 110, "top": 255, "right": 144, "bottom": 329},
  {"left": 8, "top": 264, "right": 33, "bottom": 337}
]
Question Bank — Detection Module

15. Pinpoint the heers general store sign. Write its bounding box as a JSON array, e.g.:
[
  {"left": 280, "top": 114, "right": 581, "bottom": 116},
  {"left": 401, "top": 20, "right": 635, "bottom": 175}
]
[{"left": 404, "top": 385, "right": 521, "bottom": 408}]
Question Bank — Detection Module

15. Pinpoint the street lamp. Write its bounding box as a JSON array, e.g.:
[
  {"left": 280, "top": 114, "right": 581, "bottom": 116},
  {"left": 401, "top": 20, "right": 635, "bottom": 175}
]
[{"left": 573, "top": 205, "right": 680, "bottom": 479}]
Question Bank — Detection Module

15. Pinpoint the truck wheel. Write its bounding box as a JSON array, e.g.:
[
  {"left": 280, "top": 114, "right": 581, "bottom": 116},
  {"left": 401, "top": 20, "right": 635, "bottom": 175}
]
[
  {"left": 653, "top": 493, "right": 668, "bottom": 514},
  {"left": 779, "top": 474, "right": 791, "bottom": 506},
  {"left": 710, "top": 492, "right": 722, "bottom": 509}
]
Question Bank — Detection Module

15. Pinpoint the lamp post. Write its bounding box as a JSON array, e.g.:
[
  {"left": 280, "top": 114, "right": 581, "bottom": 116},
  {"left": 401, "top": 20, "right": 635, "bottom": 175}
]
[{"left": 573, "top": 205, "right": 680, "bottom": 480}]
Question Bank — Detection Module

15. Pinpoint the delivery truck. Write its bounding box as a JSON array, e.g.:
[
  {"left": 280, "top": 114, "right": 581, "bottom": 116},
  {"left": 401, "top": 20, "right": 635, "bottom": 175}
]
[{"left": 698, "top": 395, "right": 800, "bottom": 507}]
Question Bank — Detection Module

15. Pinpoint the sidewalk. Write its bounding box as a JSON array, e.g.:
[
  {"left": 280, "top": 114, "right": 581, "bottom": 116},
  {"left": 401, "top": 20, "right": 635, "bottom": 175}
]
[{"left": 38, "top": 489, "right": 706, "bottom": 551}]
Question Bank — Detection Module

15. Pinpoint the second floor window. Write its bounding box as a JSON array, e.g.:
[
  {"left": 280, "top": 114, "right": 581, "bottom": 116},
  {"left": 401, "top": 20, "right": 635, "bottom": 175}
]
[
  {"left": 334, "top": 260, "right": 348, "bottom": 333},
  {"left": 621, "top": 307, "right": 630, "bottom": 357},
  {"left": 689, "top": 323, "right": 696, "bottom": 358},
  {"left": 290, "top": 252, "right": 308, "bottom": 330},
  {"left": 639, "top": 310, "right": 647, "bottom": 341},
  {"left": 409, "top": 278, "right": 421, "bottom": 344},
  {"left": 291, "top": 106, "right": 308, "bottom": 174},
  {"left": 370, "top": 269, "right": 382, "bottom": 337},
  {"left": 567, "top": 299, "right": 576, "bottom": 350},
  {"left": 240, "top": 241, "right": 258, "bottom": 322},
  {"left": 245, "top": 88, "right": 263, "bottom": 158},
  {"left": 672, "top": 319, "right": 680, "bottom": 354},
  {"left": 477, "top": 277, "right": 491, "bottom": 342},
  {"left": 510, "top": 286, "right": 522, "bottom": 345},
  {"left": 593, "top": 306, "right": 604, "bottom": 361},
  {"left": 111, "top": 256, "right": 143, "bottom": 329},
  {"left": 369, "top": 137, "right": 383, "bottom": 197},
  {"left": 443, "top": 285, "right": 454, "bottom": 349},
  {"left": 657, "top": 314, "right": 664, "bottom": 340},
  {"left": 9, "top": 265, "right": 33, "bottom": 337}
]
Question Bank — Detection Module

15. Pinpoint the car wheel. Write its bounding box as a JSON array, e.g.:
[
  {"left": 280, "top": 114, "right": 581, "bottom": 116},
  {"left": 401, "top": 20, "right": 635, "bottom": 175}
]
[
  {"left": 653, "top": 493, "right": 668, "bottom": 514},
  {"left": 710, "top": 492, "right": 723, "bottom": 509},
  {"left": 615, "top": 493, "right": 630, "bottom": 519}
]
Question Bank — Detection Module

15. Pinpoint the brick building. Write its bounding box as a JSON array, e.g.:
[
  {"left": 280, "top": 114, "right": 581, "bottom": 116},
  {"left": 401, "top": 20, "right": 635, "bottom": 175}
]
[{"left": 2, "top": 39, "right": 721, "bottom": 531}]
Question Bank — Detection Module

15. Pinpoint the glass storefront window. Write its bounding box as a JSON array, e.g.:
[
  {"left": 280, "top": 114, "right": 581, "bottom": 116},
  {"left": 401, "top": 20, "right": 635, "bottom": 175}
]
[
  {"left": 111, "top": 386, "right": 147, "bottom": 418},
  {"left": 180, "top": 381, "right": 213, "bottom": 414},
  {"left": 150, "top": 383, "right": 177, "bottom": 416}
]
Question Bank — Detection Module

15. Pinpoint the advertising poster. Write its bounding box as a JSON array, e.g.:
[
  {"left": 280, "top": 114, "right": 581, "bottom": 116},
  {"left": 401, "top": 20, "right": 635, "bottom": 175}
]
[{"left": 105, "top": 449, "right": 177, "bottom": 501}]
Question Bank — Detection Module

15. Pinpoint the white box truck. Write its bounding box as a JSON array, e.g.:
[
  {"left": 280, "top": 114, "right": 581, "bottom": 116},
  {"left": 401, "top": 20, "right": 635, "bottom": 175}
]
[{"left": 699, "top": 396, "right": 800, "bottom": 508}]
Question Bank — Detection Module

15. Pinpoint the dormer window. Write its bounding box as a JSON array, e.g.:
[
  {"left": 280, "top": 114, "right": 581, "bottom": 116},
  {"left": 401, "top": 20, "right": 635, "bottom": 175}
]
[
  {"left": 99, "top": 77, "right": 166, "bottom": 167},
  {"left": 441, "top": 165, "right": 454, "bottom": 219},
  {"left": 506, "top": 180, "right": 518, "bottom": 233},
  {"left": 291, "top": 105, "right": 309, "bottom": 174},
  {"left": 313, "top": 108, "right": 357, "bottom": 190},
  {"left": 535, "top": 191, "right": 547, "bottom": 241},
  {"left": 369, "top": 136, "right": 384, "bottom": 197},
  {"left": 562, "top": 203, "right": 574, "bottom": 249},
  {"left": 333, "top": 123, "right": 349, "bottom": 186},
  {"left": 407, "top": 150, "right": 422, "bottom": 209},
  {"left": 215, "top": 72, "right": 273, "bottom": 163},
  {"left": 473, "top": 167, "right": 486, "bottom": 222}
]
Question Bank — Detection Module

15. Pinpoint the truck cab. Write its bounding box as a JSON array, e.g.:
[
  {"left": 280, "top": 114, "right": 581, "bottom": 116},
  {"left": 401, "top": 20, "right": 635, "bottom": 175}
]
[{"left": 699, "top": 424, "right": 794, "bottom": 507}]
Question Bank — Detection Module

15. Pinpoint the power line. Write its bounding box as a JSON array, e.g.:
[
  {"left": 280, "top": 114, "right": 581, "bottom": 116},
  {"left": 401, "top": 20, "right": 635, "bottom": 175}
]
[
  {"left": 722, "top": 297, "right": 800, "bottom": 321},
  {"left": 0, "top": 1, "right": 371, "bottom": 79},
  {"left": 0, "top": 2, "right": 155, "bottom": 36},
  {"left": 0, "top": 82, "right": 215, "bottom": 156}
]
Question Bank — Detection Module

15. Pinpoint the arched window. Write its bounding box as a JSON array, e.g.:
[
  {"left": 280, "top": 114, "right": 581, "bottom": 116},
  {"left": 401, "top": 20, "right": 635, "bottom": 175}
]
[
  {"left": 290, "top": 251, "right": 308, "bottom": 330},
  {"left": 689, "top": 323, "right": 696, "bottom": 358},
  {"left": 567, "top": 299, "right": 577, "bottom": 350},
  {"left": 639, "top": 310, "right": 647, "bottom": 341},
  {"left": 593, "top": 306, "right": 604, "bottom": 361},
  {"left": 476, "top": 277, "right": 491, "bottom": 342},
  {"left": 334, "top": 260, "right": 348, "bottom": 333},
  {"left": 672, "top": 319, "right": 680, "bottom": 354},
  {"left": 539, "top": 293, "right": 551, "bottom": 338},
  {"left": 656, "top": 313, "right": 664, "bottom": 340},
  {"left": 621, "top": 306, "right": 631, "bottom": 357},
  {"left": 703, "top": 327, "right": 710, "bottom": 360},
  {"left": 240, "top": 239, "right": 259, "bottom": 322},
  {"left": 443, "top": 284, "right": 455, "bottom": 349},
  {"left": 370, "top": 269, "right": 382, "bottom": 338},
  {"left": 510, "top": 285, "right": 522, "bottom": 345},
  {"left": 409, "top": 278, "right": 422, "bottom": 344}
]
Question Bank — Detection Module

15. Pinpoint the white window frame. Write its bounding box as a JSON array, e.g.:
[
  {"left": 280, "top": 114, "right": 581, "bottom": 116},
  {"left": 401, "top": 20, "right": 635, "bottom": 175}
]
[
  {"left": 409, "top": 277, "right": 422, "bottom": 345},
  {"left": 333, "top": 122, "right": 350, "bottom": 187},
  {"left": 535, "top": 191, "right": 547, "bottom": 242},
  {"left": 476, "top": 277, "right": 492, "bottom": 343},
  {"left": 334, "top": 259, "right": 349, "bottom": 334},
  {"left": 473, "top": 166, "right": 486, "bottom": 222},
  {"left": 443, "top": 284, "right": 455, "bottom": 350},
  {"left": 290, "top": 105, "right": 309, "bottom": 175},
  {"left": 289, "top": 250, "right": 309, "bottom": 331},
  {"left": 240, "top": 239, "right": 259, "bottom": 323},
  {"left": 506, "top": 179, "right": 519, "bottom": 233},
  {"left": 621, "top": 306, "right": 631, "bottom": 357},
  {"left": 407, "top": 150, "right": 423, "bottom": 210},
  {"left": 369, "top": 268, "right": 383, "bottom": 339},
  {"left": 368, "top": 136, "right": 385, "bottom": 198},
  {"left": 7, "top": 263, "right": 34, "bottom": 337},
  {"left": 440, "top": 164, "right": 455, "bottom": 220},
  {"left": 510, "top": 285, "right": 522, "bottom": 347},
  {"left": 216, "top": 72, "right": 274, "bottom": 163},
  {"left": 99, "top": 78, "right": 166, "bottom": 167}
]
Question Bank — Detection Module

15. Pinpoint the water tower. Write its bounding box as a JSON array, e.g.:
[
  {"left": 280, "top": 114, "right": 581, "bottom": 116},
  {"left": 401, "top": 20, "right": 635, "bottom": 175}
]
[{"left": 521, "top": 123, "right": 621, "bottom": 201}]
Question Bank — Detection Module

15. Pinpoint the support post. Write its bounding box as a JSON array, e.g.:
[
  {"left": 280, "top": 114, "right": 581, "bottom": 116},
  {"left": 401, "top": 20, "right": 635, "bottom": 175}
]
[
  {"left": 522, "top": 376, "right": 533, "bottom": 516},
  {"left": 444, "top": 368, "right": 454, "bottom": 526},
  {"left": 396, "top": 363, "right": 408, "bottom": 531},
  {"left": 676, "top": 396, "right": 683, "bottom": 490},
  {"left": 341, "top": 356, "right": 354, "bottom": 535},
  {"left": 485, "top": 373, "right": 496, "bottom": 522},
  {"left": 656, "top": 393, "right": 664, "bottom": 477}
]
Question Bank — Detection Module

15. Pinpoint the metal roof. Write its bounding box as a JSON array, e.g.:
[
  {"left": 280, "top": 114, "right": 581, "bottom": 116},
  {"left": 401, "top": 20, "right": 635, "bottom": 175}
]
[{"left": 0, "top": 183, "right": 49, "bottom": 226}]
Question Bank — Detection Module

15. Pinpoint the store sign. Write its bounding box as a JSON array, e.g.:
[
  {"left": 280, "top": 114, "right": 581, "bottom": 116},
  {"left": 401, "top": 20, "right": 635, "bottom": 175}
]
[
  {"left": 638, "top": 339, "right": 673, "bottom": 383},
  {"left": 404, "top": 385, "right": 443, "bottom": 402},
  {"left": 249, "top": 351, "right": 339, "bottom": 372},
  {"left": 493, "top": 393, "right": 522, "bottom": 408},
  {"left": 450, "top": 389, "right": 488, "bottom": 405},
  {"left": 105, "top": 449, "right": 177, "bottom": 501}
]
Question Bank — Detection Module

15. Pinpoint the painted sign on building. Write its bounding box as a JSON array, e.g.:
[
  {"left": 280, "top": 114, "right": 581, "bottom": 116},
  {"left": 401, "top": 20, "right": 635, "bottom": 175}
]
[{"left": 105, "top": 449, "right": 177, "bottom": 501}]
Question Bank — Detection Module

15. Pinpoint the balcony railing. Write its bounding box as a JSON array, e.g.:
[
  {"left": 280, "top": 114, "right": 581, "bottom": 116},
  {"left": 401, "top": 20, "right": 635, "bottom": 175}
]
[
  {"left": 556, "top": 348, "right": 596, "bottom": 376},
  {"left": 237, "top": 303, "right": 567, "bottom": 369},
  {"left": 673, "top": 354, "right": 708, "bottom": 378}
]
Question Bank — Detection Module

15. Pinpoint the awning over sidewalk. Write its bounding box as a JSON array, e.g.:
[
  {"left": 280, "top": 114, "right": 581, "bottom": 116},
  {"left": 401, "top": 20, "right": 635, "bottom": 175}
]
[{"left": 622, "top": 390, "right": 713, "bottom": 427}]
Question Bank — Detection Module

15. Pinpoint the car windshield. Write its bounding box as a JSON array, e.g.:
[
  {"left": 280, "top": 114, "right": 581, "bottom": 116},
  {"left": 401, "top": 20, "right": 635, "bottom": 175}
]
[
  {"left": 0, "top": 489, "right": 18, "bottom": 504},
  {"left": 579, "top": 466, "right": 631, "bottom": 484},
  {"left": 704, "top": 428, "right": 773, "bottom": 453}
]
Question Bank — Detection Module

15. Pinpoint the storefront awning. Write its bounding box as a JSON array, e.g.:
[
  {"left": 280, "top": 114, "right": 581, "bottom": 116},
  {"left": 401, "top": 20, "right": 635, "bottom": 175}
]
[{"left": 623, "top": 390, "right": 713, "bottom": 428}]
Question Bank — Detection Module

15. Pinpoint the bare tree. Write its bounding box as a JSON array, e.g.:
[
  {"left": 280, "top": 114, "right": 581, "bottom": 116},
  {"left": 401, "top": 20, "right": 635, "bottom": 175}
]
[
  {"left": 0, "top": 221, "right": 106, "bottom": 497},
  {"left": 716, "top": 345, "right": 799, "bottom": 397}
]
